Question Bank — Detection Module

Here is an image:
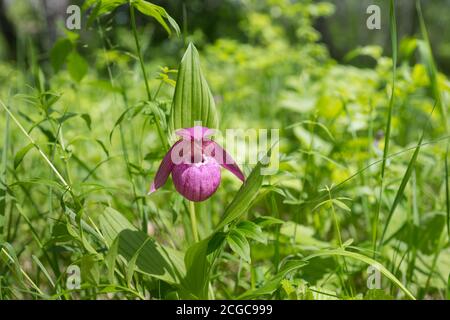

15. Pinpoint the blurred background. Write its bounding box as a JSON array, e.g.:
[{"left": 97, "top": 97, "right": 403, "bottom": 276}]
[{"left": 1, "top": 0, "right": 450, "bottom": 72}]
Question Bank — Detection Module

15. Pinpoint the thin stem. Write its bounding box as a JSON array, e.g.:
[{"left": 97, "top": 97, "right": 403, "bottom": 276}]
[
  {"left": 129, "top": 2, "right": 167, "bottom": 150},
  {"left": 373, "top": 0, "right": 397, "bottom": 256},
  {"left": 96, "top": 20, "right": 146, "bottom": 227},
  {"left": 0, "top": 99, "right": 70, "bottom": 190},
  {"left": 327, "top": 188, "right": 343, "bottom": 248},
  {"left": 1, "top": 248, "right": 45, "bottom": 296},
  {"left": 327, "top": 186, "right": 352, "bottom": 295},
  {"left": 130, "top": 4, "right": 151, "bottom": 101},
  {"left": 189, "top": 201, "right": 199, "bottom": 242},
  {"left": 152, "top": 80, "right": 164, "bottom": 101}
]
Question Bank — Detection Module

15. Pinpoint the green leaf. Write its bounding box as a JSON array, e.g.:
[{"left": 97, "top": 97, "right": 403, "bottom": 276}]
[
  {"left": 169, "top": 43, "right": 218, "bottom": 141},
  {"left": 182, "top": 238, "right": 210, "bottom": 299},
  {"left": 332, "top": 199, "right": 351, "bottom": 212},
  {"left": 99, "top": 207, "right": 136, "bottom": 245},
  {"left": 344, "top": 45, "right": 382, "bottom": 62},
  {"left": 32, "top": 255, "right": 55, "bottom": 287},
  {"left": 84, "top": 0, "right": 128, "bottom": 24},
  {"left": 126, "top": 237, "right": 151, "bottom": 286},
  {"left": 342, "top": 238, "right": 354, "bottom": 247},
  {"left": 146, "top": 100, "right": 167, "bottom": 132},
  {"left": 99, "top": 207, "right": 184, "bottom": 284},
  {"left": 81, "top": 113, "right": 92, "bottom": 130},
  {"left": 253, "top": 216, "right": 284, "bottom": 227},
  {"left": 57, "top": 112, "right": 78, "bottom": 124},
  {"left": 80, "top": 254, "right": 101, "bottom": 284},
  {"left": 415, "top": 213, "right": 446, "bottom": 254},
  {"left": 133, "top": 0, "right": 180, "bottom": 36},
  {"left": 105, "top": 236, "right": 120, "bottom": 284},
  {"left": 207, "top": 231, "right": 226, "bottom": 254},
  {"left": 109, "top": 104, "right": 145, "bottom": 142},
  {"left": 379, "top": 102, "right": 436, "bottom": 246},
  {"left": 96, "top": 139, "right": 109, "bottom": 157},
  {"left": 14, "top": 143, "right": 34, "bottom": 169},
  {"left": 66, "top": 222, "right": 97, "bottom": 254},
  {"left": 215, "top": 144, "right": 276, "bottom": 231},
  {"left": 50, "top": 38, "right": 73, "bottom": 72},
  {"left": 227, "top": 230, "right": 250, "bottom": 262},
  {"left": 280, "top": 279, "right": 296, "bottom": 298},
  {"left": 67, "top": 51, "right": 88, "bottom": 82},
  {"left": 236, "top": 221, "right": 266, "bottom": 244}
]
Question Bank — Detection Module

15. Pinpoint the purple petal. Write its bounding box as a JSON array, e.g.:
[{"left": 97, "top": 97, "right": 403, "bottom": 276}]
[
  {"left": 172, "top": 159, "right": 221, "bottom": 202},
  {"left": 148, "top": 141, "right": 182, "bottom": 194},
  {"left": 175, "top": 126, "right": 215, "bottom": 141},
  {"left": 204, "top": 140, "right": 245, "bottom": 182}
]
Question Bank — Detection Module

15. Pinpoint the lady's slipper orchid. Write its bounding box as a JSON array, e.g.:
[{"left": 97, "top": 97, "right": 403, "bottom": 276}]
[{"left": 149, "top": 126, "right": 245, "bottom": 202}]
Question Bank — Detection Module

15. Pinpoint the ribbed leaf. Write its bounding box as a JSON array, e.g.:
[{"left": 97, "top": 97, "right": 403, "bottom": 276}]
[
  {"left": 181, "top": 238, "right": 210, "bottom": 299},
  {"left": 169, "top": 43, "right": 218, "bottom": 141},
  {"left": 99, "top": 207, "right": 184, "bottom": 284},
  {"left": 227, "top": 230, "right": 250, "bottom": 262}
]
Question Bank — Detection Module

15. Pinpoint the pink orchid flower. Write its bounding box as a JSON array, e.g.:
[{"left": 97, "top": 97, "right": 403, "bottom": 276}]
[{"left": 149, "top": 126, "right": 245, "bottom": 202}]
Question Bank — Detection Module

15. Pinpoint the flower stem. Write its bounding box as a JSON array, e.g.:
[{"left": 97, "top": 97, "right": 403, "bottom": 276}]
[{"left": 189, "top": 201, "right": 199, "bottom": 242}]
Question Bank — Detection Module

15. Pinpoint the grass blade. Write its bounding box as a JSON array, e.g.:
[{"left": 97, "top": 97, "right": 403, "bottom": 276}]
[
  {"left": 379, "top": 103, "right": 437, "bottom": 246},
  {"left": 304, "top": 249, "right": 416, "bottom": 300},
  {"left": 373, "top": 0, "right": 397, "bottom": 252}
]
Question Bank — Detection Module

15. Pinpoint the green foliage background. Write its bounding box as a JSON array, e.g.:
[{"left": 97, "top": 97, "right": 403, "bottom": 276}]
[{"left": 0, "top": 0, "right": 449, "bottom": 300}]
